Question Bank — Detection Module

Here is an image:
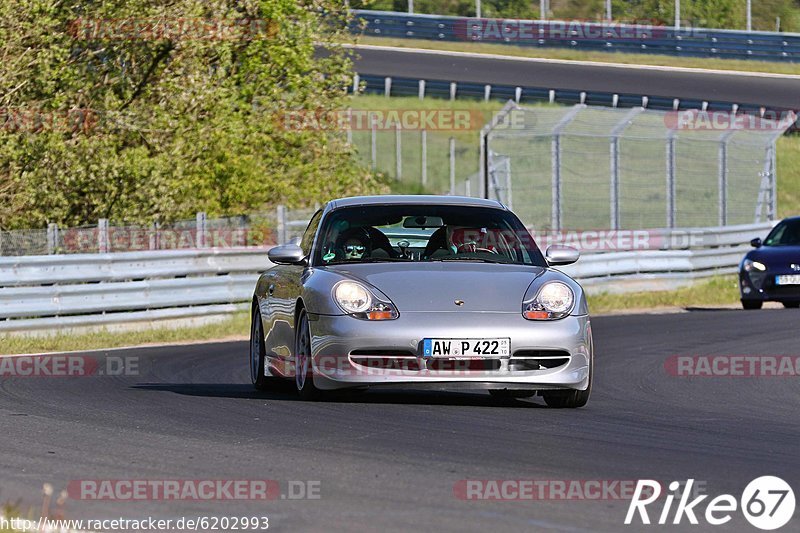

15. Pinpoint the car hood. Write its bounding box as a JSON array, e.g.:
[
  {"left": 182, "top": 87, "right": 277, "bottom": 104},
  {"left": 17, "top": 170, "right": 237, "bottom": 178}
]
[
  {"left": 748, "top": 245, "right": 800, "bottom": 270},
  {"left": 327, "top": 262, "right": 546, "bottom": 312}
]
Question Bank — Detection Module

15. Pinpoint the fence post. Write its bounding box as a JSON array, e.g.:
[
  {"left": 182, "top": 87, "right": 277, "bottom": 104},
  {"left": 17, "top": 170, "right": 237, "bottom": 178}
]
[
  {"left": 770, "top": 144, "right": 778, "bottom": 220},
  {"left": 346, "top": 107, "right": 352, "bottom": 145},
  {"left": 449, "top": 137, "right": 456, "bottom": 195},
  {"left": 149, "top": 221, "right": 160, "bottom": 250},
  {"left": 550, "top": 105, "right": 584, "bottom": 231},
  {"left": 395, "top": 122, "right": 402, "bottom": 180},
  {"left": 47, "top": 223, "right": 58, "bottom": 254},
  {"left": 276, "top": 205, "right": 287, "bottom": 245},
  {"left": 465, "top": 177, "right": 471, "bottom": 197},
  {"left": 98, "top": 218, "right": 109, "bottom": 253},
  {"left": 196, "top": 212, "right": 207, "bottom": 248},
  {"left": 609, "top": 107, "right": 644, "bottom": 230},
  {"left": 352, "top": 74, "right": 360, "bottom": 95},
  {"left": 666, "top": 133, "right": 677, "bottom": 228},
  {"left": 718, "top": 130, "right": 734, "bottom": 226},
  {"left": 421, "top": 129, "right": 427, "bottom": 187},
  {"left": 370, "top": 113, "right": 377, "bottom": 169}
]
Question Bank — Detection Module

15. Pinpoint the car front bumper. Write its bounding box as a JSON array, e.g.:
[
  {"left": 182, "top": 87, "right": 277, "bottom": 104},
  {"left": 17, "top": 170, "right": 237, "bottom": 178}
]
[{"left": 306, "top": 311, "right": 592, "bottom": 391}]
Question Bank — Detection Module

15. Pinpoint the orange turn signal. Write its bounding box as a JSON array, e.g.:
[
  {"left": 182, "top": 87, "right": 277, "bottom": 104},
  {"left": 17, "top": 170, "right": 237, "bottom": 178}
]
[
  {"left": 524, "top": 310, "right": 551, "bottom": 320},
  {"left": 367, "top": 311, "right": 394, "bottom": 320}
]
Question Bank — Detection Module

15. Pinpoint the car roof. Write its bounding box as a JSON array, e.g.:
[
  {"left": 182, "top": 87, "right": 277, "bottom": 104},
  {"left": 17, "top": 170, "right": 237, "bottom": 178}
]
[{"left": 327, "top": 195, "right": 505, "bottom": 211}]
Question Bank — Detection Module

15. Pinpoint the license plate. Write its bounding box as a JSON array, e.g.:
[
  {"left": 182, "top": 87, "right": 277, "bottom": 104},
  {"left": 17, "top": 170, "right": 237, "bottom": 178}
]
[
  {"left": 776, "top": 275, "right": 800, "bottom": 285},
  {"left": 422, "top": 338, "right": 510, "bottom": 358}
]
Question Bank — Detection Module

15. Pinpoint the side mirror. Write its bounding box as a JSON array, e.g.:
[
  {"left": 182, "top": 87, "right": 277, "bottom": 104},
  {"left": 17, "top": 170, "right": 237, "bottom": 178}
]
[
  {"left": 267, "top": 244, "right": 307, "bottom": 265},
  {"left": 545, "top": 245, "right": 580, "bottom": 266},
  {"left": 750, "top": 238, "right": 762, "bottom": 248}
]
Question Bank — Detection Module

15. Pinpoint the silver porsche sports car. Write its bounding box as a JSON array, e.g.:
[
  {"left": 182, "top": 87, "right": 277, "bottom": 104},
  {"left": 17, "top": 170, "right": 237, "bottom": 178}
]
[{"left": 250, "top": 195, "right": 593, "bottom": 408}]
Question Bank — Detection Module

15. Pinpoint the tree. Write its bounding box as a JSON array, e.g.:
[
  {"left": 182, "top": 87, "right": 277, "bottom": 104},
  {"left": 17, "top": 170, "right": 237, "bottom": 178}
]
[{"left": 0, "top": 0, "right": 384, "bottom": 230}]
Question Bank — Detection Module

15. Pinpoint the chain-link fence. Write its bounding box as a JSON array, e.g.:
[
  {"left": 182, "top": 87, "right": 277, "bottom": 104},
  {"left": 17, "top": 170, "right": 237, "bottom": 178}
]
[
  {"left": 484, "top": 103, "right": 793, "bottom": 230},
  {"left": 0, "top": 207, "right": 316, "bottom": 257}
]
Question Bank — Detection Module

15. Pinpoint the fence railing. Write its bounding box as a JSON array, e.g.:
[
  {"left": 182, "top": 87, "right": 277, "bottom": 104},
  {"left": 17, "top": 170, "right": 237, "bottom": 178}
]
[
  {"left": 352, "top": 10, "right": 800, "bottom": 62},
  {"left": 0, "top": 222, "right": 775, "bottom": 333},
  {"left": 0, "top": 207, "right": 314, "bottom": 257}
]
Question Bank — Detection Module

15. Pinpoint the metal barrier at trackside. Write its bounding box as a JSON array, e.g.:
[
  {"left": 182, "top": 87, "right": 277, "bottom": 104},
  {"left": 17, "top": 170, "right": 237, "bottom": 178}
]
[
  {"left": 352, "top": 10, "right": 800, "bottom": 62},
  {"left": 0, "top": 222, "right": 774, "bottom": 333}
]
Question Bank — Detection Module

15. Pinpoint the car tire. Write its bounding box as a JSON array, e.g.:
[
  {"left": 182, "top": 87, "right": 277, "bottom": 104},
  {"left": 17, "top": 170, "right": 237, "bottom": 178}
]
[
  {"left": 542, "top": 355, "right": 592, "bottom": 409},
  {"left": 295, "top": 308, "right": 323, "bottom": 401},
  {"left": 250, "top": 305, "right": 277, "bottom": 391},
  {"left": 741, "top": 300, "right": 763, "bottom": 310},
  {"left": 488, "top": 390, "right": 535, "bottom": 399},
  {"left": 782, "top": 301, "right": 800, "bottom": 308}
]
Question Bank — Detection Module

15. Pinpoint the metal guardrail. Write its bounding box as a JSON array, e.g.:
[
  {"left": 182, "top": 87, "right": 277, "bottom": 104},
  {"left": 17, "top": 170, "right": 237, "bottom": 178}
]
[
  {"left": 0, "top": 222, "right": 775, "bottom": 333},
  {"left": 353, "top": 74, "right": 795, "bottom": 120},
  {"left": 352, "top": 10, "right": 800, "bottom": 62}
]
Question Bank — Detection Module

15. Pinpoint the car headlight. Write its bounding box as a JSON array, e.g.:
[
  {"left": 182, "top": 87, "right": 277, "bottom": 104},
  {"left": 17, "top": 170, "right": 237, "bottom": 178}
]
[
  {"left": 523, "top": 282, "right": 575, "bottom": 320},
  {"left": 333, "top": 281, "right": 398, "bottom": 320},
  {"left": 743, "top": 259, "right": 766, "bottom": 272}
]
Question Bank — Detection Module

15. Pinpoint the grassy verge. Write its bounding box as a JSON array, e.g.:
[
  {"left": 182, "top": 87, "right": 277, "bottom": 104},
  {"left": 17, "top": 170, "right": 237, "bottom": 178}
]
[
  {"left": 587, "top": 275, "right": 740, "bottom": 314},
  {"left": 355, "top": 36, "right": 800, "bottom": 76},
  {"left": 0, "top": 312, "right": 249, "bottom": 356},
  {"left": 777, "top": 134, "right": 800, "bottom": 218}
]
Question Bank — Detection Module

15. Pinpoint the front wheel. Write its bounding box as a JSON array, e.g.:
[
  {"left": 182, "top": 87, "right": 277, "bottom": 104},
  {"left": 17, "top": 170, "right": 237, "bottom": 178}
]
[
  {"left": 542, "top": 354, "right": 592, "bottom": 409},
  {"left": 741, "top": 300, "right": 763, "bottom": 310},
  {"left": 295, "top": 309, "right": 323, "bottom": 401},
  {"left": 250, "top": 305, "right": 277, "bottom": 391}
]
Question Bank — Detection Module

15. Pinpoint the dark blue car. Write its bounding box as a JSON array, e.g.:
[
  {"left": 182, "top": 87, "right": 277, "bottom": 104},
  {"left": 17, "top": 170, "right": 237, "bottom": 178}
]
[{"left": 740, "top": 216, "right": 800, "bottom": 309}]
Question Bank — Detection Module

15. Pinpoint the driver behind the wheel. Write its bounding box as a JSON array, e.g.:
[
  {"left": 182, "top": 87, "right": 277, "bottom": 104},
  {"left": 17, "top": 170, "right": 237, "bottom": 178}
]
[
  {"left": 338, "top": 227, "right": 372, "bottom": 261},
  {"left": 447, "top": 226, "right": 489, "bottom": 254}
]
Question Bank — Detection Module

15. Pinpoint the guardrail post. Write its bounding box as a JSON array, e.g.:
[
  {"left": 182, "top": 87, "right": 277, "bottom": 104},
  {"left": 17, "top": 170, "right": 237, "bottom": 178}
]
[
  {"left": 47, "top": 223, "right": 58, "bottom": 254},
  {"left": 515, "top": 87, "right": 522, "bottom": 103},
  {"left": 98, "top": 219, "right": 109, "bottom": 253},
  {"left": 352, "top": 74, "right": 360, "bottom": 95},
  {"left": 276, "top": 205, "right": 287, "bottom": 245},
  {"left": 384, "top": 76, "right": 392, "bottom": 97},
  {"left": 395, "top": 122, "right": 402, "bottom": 180},
  {"left": 196, "top": 212, "right": 207, "bottom": 248},
  {"left": 484, "top": 84, "right": 491, "bottom": 102},
  {"left": 418, "top": 79, "right": 425, "bottom": 100},
  {"left": 450, "top": 82, "right": 457, "bottom": 101},
  {"left": 449, "top": 137, "right": 456, "bottom": 195}
]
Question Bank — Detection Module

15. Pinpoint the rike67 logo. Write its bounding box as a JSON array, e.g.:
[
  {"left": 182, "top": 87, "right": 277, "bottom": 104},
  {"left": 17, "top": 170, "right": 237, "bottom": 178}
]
[{"left": 626, "top": 477, "right": 795, "bottom": 530}]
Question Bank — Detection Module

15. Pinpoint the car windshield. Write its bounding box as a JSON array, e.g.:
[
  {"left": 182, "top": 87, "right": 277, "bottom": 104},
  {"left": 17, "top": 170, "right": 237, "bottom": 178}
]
[
  {"left": 764, "top": 219, "right": 800, "bottom": 246},
  {"left": 314, "top": 204, "right": 546, "bottom": 267}
]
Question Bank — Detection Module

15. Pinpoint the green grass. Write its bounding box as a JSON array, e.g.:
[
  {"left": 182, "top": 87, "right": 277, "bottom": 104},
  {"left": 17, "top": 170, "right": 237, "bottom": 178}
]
[
  {"left": 0, "top": 312, "right": 249, "bottom": 356},
  {"left": 356, "top": 36, "right": 800, "bottom": 76},
  {"left": 587, "top": 275, "right": 741, "bottom": 314},
  {"left": 777, "top": 134, "right": 800, "bottom": 218}
]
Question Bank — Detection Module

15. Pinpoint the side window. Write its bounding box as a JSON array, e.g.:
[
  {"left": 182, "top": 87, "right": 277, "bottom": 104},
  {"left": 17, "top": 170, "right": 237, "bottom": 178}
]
[{"left": 300, "top": 210, "right": 322, "bottom": 256}]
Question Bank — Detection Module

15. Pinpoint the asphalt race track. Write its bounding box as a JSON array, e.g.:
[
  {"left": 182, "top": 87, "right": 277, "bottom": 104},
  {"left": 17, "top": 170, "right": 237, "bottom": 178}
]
[
  {"left": 1, "top": 310, "right": 798, "bottom": 532},
  {"left": 350, "top": 46, "right": 800, "bottom": 110}
]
